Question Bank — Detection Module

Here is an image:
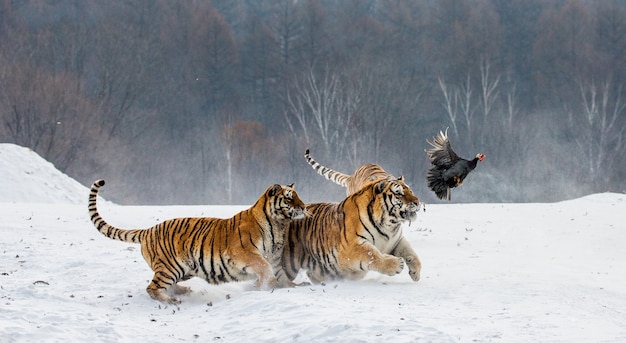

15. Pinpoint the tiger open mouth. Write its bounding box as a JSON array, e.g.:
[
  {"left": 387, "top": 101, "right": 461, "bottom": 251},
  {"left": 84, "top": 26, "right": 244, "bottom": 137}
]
[
  {"left": 400, "top": 209, "right": 416, "bottom": 220},
  {"left": 400, "top": 204, "right": 419, "bottom": 221}
]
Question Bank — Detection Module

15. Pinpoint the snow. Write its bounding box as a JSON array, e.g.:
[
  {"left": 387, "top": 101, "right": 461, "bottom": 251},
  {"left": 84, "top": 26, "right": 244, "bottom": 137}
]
[
  {"left": 0, "top": 144, "right": 89, "bottom": 204},
  {"left": 1, "top": 143, "right": 625, "bottom": 342}
]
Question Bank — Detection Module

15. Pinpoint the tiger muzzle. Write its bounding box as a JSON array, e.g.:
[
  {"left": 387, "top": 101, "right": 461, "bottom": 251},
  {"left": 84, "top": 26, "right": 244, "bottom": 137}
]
[
  {"left": 400, "top": 201, "right": 420, "bottom": 221},
  {"left": 290, "top": 207, "right": 306, "bottom": 220}
]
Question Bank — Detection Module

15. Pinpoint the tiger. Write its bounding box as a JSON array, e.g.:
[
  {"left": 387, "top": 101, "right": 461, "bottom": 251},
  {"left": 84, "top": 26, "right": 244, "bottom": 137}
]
[
  {"left": 88, "top": 179, "right": 306, "bottom": 304},
  {"left": 304, "top": 148, "right": 396, "bottom": 196},
  {"left": 277, "top": 177, "right": 422, "bottom": 285}
]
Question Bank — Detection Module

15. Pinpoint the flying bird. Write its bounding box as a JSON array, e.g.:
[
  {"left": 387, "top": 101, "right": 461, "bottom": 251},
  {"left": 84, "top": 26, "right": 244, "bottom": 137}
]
[{"left": 425, "top": 128, "right": 485, "bottom": 200}]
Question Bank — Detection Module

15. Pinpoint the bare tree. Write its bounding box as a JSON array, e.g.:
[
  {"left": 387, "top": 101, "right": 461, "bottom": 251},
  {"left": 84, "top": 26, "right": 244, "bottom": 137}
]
[
  {"left": 355, "top": 62, "right": 424, "bottom": 162},
  {"left": 505, "top": 82, "right": 519, "bottom": 134},
  {"left": 438, "top": 74, "right": 475, "bottom": 146},
  {"left": 438, "top": 76, "right": 460, "bottom": 138},
  {"left": 479, "top": 58, "right": 500, "bottom": 121},
  {"left": 478, "top": 58, "right": 501, "bottom": 145},
  {"left": 573, "top": 79, "right": 626, "bottom": 184},
  {"left": 460, "top": 75, "right": 475, "bottom": 144},
  {"left": 86, "top": 9, "right": 161, "bottom": 141},
  {"left": 285, "top": 66, "right": 360, "bottom": 160},
  {"left": 271, "top": 0, "right": 302, "bottom": 74},
  {"left": 219, "top": 111, "right": 236, "bottom": 205},
  {"left": 0, "top": 63, "right": 101, "bottom": 170}
]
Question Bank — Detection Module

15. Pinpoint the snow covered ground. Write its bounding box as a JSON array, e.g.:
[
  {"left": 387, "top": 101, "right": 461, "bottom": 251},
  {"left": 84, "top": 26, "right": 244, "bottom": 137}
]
[{"left": 1, "top": 143, "right": 625, "bottom": 342}]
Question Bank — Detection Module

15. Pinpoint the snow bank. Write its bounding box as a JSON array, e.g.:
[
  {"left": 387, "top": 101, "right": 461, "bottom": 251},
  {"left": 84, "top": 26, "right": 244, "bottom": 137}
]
[{"left": 0, "top": 144, "right": 89, "bottom": 204}]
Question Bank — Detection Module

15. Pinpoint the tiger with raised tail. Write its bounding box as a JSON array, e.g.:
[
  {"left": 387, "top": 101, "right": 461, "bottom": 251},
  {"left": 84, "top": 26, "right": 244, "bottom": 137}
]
[
  {"left": 88, "top": 179, "right": 306, "bottom": 304},
  {"left": 278, "top": 177, "right": 422, "bottom": 285},
  {"left": 305, "top": 149, "right": 396, "bottom": 196}
]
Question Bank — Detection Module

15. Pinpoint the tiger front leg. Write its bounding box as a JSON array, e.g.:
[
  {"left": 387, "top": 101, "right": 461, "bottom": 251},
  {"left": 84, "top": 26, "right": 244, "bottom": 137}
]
[
  {"left": 237, "top": 253, "right": 277, "bottom": 291},
  {"left": 392, "top": 237, "right": 422, "bottom": 282},
  {"left": 342, "top": 243, "right": 404, "bottom": 277}
]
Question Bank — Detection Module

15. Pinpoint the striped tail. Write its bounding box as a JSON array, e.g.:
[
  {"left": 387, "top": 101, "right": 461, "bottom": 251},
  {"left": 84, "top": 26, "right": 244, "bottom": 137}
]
[
  {"left": 88, "top": 179, "right": 144, "bottom": 243},
  {"left": 304, "top": 149, "right": 350, "bottom": 188}
]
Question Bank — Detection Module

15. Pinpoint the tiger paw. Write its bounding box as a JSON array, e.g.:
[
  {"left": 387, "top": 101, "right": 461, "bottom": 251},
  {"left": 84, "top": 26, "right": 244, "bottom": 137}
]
[
  {"left": 254, "top": 276, "right": 278, "bottom": 291},
  {"left": 167, "top": 296, "right": 182, "bottom": 305},
  {"left": 404, "top": 256, "right": 421, "bottom": 282},
  {"left": 147, "top": 285, "right": 181, "bottom": 304},
  {"left": 291, "top": 281, "right": 312, "bottom": 287},
  {"left": 156, "top": 293, "right": 181, "bottom": 305},
  {"left": 409, "top": 268, "right": 421, "bottom": 282},
  {"left": 383, "top": 256, "right": 404, "bottom": 276},
  {"left": 171, "top": 284, "right": 191, "bottom": 295},
  {"left": 394, "top": 257, "right": 405, "bottom": 275},
  {"left": 276, "top": 279, "right": 299, "bottom": 288}
]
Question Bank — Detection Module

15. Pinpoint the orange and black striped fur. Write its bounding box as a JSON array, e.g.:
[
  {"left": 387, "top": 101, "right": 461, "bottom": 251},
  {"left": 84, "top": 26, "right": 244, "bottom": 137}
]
[
  {"left": 88, "top": 179, "right": 306, "bottom": 304},
  {"left": 305, "top": 149, "right": 395, "bottom": 196},
  {"left": 278, "top": 178, "right": 422, "bottom": 285}
]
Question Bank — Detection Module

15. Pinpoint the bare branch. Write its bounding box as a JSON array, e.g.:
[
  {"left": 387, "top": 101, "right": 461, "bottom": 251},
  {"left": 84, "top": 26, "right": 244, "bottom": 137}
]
[
  {"left": 438, "top": 76, "right": 459, "bottom": 138},
  {"left": 284, "top": 65, "right": 358, "bottom": 158},
  {"left": 480, "top": 58, "right": 500, "bottom": 119},
  {"left": 460, "top": 74, "right": 474, "bottom": 137}
]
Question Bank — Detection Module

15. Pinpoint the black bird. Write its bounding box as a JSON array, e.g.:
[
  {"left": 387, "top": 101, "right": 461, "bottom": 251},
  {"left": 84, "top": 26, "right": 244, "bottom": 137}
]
[{"left": 425, "top": 128, "right": 485, "bottom": 200}]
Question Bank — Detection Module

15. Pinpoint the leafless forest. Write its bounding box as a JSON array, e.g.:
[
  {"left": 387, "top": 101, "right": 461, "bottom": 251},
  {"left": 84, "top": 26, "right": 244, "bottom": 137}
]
[{"left": 1, "top": 0, "right": 625, "bottom": 204}]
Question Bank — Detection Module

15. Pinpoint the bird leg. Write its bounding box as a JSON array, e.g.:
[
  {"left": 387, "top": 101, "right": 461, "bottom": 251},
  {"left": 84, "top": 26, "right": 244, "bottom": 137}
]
[{"left": 453, "top": 175, "right": 463, "bottom": 187}]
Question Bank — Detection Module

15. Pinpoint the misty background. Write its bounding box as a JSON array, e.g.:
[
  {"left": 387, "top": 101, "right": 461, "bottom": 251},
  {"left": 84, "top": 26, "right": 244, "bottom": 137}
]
[{"left": 1, "top": 0, "right": 625, "bottom": 205}]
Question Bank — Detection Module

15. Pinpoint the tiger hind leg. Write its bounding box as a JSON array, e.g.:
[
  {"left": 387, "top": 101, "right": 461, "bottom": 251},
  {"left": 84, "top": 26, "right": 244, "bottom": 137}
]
[
  {"left": 240, "top": 253, "right": 277, "bottom": 291},
  {"left": 146, "top": 273, "right": 181, "bottom": 304}
]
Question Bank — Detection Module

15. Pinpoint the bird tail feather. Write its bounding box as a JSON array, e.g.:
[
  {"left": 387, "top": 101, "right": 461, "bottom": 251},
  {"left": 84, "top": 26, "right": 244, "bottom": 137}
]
[{"left": 427, "top": 168, "right": 451, "bottom": 201}]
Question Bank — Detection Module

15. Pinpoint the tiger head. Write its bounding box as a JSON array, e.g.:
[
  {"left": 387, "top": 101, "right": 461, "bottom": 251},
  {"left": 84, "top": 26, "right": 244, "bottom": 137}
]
[
  {"left": 371, "top": 176, "right": 421, "bottom": 227},
  {"left": 266, "top": 183, "right": 306, "bottom": 221}
]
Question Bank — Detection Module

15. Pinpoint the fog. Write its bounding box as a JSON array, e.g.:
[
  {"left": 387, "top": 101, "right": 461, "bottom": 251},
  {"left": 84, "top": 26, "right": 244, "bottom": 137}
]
[{"left": 0, "top": 0, "right": 624, "bottom": 205}]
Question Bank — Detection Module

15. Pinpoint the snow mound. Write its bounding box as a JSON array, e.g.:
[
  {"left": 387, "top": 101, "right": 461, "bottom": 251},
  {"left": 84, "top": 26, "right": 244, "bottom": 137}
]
[
  {"left": 0, "top": 143, "right": 89, "bottom": 204},
  {"left": 562, "top": 192, "right": 625, "bottom": 204}
]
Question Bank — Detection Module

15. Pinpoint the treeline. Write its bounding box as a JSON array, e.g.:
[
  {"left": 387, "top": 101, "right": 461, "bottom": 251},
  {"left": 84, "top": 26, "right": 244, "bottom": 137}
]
[{"left": 0, "top": 0, "right": 625, "bottom": 204}]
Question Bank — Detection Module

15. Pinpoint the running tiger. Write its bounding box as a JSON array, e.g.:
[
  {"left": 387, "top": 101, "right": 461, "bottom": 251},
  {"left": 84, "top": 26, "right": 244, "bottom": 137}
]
[
  {"left": 88, "top": 179, "right": 306, "bottom": 304},
  {"left": 304, "top": 149, "right": 395, "bottom": 196},
  {"left": 278, "top": 178, "right": 422, "bottom": 285}
]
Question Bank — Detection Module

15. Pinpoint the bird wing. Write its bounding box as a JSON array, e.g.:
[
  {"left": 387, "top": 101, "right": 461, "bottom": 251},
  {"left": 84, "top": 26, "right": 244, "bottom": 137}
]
[{"left": 425, "top": 128, "right": 459, "bottom": 166}]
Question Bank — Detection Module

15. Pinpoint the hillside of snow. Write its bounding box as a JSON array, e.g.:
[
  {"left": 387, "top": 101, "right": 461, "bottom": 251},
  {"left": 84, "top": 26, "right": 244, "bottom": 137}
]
[
  {"left": 0, "top": 144, "right": 90, "bottom": 204},
  {"left": 1, "top": 143, "right": 625, "bottom": 342}
]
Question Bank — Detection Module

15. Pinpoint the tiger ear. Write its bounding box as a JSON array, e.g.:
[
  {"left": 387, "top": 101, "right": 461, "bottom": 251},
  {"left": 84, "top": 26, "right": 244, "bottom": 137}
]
[
  {"left": 397, "top": 175, "right": 404, "bottom": 182},
  {"left": 269, "top": 184, "right": 282, "bottom": 197},
  {"left": 374, "top": 180, "right": 387, "bottom": 194},
  {"left": 288, "top": 183, "right": 294, "bottom": 188}
]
